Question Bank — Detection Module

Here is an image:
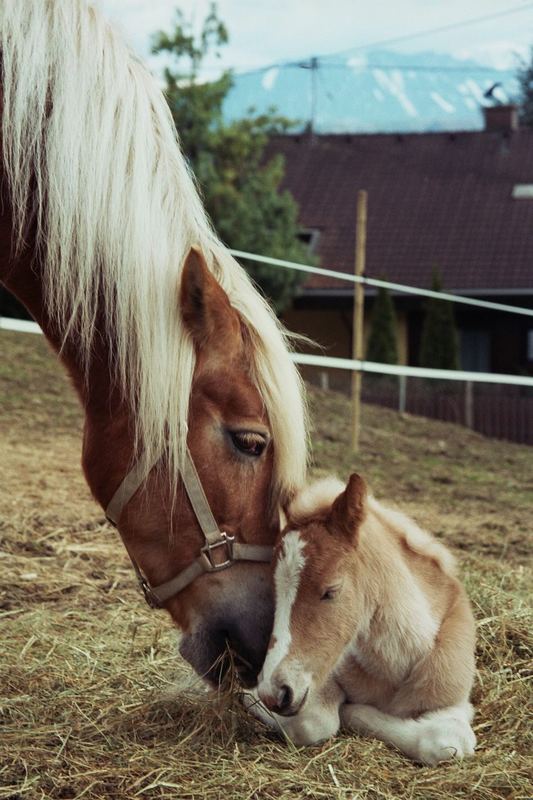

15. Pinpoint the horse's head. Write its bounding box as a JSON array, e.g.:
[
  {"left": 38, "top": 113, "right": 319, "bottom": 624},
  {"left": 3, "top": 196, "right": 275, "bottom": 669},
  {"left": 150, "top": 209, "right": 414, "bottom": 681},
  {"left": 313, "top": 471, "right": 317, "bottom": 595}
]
[
  {"left": 97, "top": 249, "right": 292, "bottom": 687},
  {"left": 257, "top": 474, "right": 367, "bottom": 713},
  {"left": 0, "top": 0, "right": 307, "bottom": 692}
]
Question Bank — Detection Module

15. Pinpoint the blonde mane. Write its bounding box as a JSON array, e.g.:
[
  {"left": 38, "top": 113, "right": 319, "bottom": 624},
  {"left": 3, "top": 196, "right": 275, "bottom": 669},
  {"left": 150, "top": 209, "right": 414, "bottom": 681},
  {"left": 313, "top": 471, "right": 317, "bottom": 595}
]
[{"left": 0, "top": 0, "right": 308, "bottom": 496}]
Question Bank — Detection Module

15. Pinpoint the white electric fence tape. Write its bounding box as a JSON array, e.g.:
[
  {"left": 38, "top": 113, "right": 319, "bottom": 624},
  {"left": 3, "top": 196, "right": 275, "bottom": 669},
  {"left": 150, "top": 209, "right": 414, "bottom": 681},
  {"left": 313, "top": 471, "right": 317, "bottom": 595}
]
[{"left": 2, "top": 245, "right": 533, "bottom": 387}]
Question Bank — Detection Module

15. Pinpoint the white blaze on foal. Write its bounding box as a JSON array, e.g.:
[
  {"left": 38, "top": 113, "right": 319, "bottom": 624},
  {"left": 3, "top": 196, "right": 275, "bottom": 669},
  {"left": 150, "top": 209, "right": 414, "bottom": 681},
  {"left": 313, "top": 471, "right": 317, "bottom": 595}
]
[
  {"left": 258, "top": 530, "right": 307, "bottom": 712},
  {"left": 254, "top": 474, "right": 477, "bottom": 765}
]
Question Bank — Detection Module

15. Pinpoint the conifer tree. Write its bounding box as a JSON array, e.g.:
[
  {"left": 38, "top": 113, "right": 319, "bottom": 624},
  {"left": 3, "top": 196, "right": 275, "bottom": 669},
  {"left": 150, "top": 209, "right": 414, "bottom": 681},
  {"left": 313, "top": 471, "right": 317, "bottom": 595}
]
[
  {"left": 366, "top": 286, "right": 398, "bottom": 364},
  {"left": 419, "top": 269, "right": 459, "bottom": 370}
]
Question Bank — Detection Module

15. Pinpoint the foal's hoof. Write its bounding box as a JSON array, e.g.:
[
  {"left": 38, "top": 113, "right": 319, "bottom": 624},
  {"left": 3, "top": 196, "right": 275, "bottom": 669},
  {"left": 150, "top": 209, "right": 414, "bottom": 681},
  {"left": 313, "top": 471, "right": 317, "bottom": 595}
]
[{"left": 416, "top": 719, "right": 476, "bottom": 766}]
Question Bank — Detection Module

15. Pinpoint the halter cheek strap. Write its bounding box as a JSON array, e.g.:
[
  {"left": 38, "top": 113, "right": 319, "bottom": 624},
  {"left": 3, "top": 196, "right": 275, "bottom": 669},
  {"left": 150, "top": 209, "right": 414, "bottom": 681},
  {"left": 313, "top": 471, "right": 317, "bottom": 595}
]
[{"left": 105, "top": 448, "right": 273, "bottom": 609}]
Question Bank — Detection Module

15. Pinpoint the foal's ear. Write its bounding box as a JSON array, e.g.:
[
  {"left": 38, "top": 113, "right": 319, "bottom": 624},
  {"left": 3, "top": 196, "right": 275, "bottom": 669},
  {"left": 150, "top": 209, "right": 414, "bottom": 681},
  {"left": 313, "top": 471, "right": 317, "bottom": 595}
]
[
  {"left": 180, "top": 246, "right": 243, "bottom": 355},
  {"left": 329, "top": 473, "right": 367, "bottom": 542}
]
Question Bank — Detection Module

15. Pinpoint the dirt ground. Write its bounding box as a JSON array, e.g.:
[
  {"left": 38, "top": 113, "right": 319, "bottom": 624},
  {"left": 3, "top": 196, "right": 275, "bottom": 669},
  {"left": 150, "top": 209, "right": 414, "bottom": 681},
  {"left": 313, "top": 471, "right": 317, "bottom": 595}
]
[{"left": 0, "top": 331, "right": 531, "bottom": 800}]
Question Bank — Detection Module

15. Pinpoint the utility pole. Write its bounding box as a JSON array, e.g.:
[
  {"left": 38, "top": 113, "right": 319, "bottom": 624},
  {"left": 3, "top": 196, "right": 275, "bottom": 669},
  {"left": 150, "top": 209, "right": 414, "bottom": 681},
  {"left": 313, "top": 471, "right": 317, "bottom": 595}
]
[
  {"left": 351, "top": 190, "right": 368, "bottom": 452},
  {"left": 310, "top": 56, "right": 318, "bottom": 134},
  {"left": 300, "top": 56, "right": 319, "bottom": 135}
]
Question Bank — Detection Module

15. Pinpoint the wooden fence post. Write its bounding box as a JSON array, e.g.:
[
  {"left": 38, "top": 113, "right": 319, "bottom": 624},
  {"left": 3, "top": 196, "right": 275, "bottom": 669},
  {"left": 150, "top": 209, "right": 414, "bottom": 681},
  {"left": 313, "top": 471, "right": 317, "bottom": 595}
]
[
  {"left": 465, "top": 380, "right": 474, "bottom": 428},
  {"left": 351, "top": 190, "right": 367, "bottom": 452},
  {"left": 399, "top": 374, "right": 407, "bottom": 414}
]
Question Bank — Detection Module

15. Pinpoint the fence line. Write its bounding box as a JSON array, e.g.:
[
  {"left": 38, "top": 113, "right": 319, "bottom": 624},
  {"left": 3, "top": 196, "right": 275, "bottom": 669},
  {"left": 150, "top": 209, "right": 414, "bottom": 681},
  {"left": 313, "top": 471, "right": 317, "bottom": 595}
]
[
  {"left": 291, "top": 353, "right": 533, "bottom": 388},
  {"left": 0, "top": 317, "right": 42, "bottom": 334},
  {"left": 3, "top": 316, "right": 533, "bottom": 390},
  {"left": 229, "top": 249, "right": 533, "bottom": 318}
]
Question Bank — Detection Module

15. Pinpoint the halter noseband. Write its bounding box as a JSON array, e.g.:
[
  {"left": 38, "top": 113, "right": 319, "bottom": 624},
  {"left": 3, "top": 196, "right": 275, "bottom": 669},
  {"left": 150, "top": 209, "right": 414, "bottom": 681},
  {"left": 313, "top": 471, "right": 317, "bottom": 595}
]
[{"left": 105, "top": 449, "right": 273, "bottom": 609}]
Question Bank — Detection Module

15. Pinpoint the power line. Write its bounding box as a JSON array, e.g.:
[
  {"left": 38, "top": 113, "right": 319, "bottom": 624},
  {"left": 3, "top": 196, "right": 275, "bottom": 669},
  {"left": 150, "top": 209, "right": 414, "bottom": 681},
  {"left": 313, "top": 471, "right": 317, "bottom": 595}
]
[
  {"left": 327, "top": 2, "right": 533, "bottom": 60},
  {"left": 194, "top": 61, "right": 515, "bottom": 78},
  {"left": 315, "top": 63, "right": 515, "bottom": 74},
  {"left": 227, "top": 3, "right": 533, "bottom": 79}
]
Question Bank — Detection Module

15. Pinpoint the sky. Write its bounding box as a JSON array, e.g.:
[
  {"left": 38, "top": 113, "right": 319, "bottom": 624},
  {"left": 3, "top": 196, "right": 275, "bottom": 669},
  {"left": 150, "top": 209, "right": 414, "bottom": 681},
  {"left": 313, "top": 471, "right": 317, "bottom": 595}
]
[{"left": 100, "top": 0, "right": 533, "bottom": 77}]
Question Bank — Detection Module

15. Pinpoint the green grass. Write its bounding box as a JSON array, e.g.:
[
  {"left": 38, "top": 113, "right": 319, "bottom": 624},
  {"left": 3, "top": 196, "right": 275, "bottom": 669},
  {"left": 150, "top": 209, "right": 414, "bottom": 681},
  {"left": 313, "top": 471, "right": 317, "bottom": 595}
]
[{"left": 0, "top": 330, "right": 532, "bottom": 800}]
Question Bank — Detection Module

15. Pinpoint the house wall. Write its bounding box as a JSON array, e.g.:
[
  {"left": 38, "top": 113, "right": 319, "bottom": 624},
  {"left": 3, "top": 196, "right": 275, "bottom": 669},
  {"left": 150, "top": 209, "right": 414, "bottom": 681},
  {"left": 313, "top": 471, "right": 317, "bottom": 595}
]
[
  {"left": 455, "top": 307, "right": 533, "bottom": 376},
  {"left": 282, "top": 306, "right": 354, "bottom": 392},
  {"left": 282, "top": 301, "right": 408, "bottom": 392}
]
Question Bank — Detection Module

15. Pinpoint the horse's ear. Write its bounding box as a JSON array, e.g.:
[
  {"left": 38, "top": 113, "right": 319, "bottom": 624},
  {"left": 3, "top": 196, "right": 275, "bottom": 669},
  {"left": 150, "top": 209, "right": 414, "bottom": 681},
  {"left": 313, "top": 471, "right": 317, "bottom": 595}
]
[
  {"left": 180, "top": 246, "right": 242, "bottom": 355},
  {"left": 329, "top": 473, "right": 367, "bottom": 543}
]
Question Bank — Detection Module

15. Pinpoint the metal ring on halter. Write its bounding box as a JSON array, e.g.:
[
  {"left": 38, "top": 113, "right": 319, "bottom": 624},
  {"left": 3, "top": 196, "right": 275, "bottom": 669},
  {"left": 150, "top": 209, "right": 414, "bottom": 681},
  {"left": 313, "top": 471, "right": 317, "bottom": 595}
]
[{"left": 105, "top": 448, "right": 273, "bottom": 609}]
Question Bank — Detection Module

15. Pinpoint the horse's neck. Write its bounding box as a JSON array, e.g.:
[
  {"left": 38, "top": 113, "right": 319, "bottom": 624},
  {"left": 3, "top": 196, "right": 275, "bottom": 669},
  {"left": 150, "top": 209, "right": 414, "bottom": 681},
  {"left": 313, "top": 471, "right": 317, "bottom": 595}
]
[
  {"left": 344, "top": 514, "right": 439, "bottom": 683},
  {"left": 0, "top": 207, "right": 133, "bottom": 506}
]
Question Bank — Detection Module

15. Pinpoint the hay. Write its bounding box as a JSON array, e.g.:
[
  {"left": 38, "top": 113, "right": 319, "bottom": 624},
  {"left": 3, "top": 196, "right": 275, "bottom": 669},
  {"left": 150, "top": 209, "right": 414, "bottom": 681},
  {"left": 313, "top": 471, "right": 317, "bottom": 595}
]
[{"left": 1, "top": 331, "right": 532, "bottom": 799}]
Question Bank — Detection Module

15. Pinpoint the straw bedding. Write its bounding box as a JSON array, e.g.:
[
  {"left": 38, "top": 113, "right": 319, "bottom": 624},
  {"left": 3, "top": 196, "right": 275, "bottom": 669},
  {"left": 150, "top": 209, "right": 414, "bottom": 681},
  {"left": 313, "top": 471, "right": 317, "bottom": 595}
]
[{"left": 0, "top": 331, "right": 531, "bottom": 799}]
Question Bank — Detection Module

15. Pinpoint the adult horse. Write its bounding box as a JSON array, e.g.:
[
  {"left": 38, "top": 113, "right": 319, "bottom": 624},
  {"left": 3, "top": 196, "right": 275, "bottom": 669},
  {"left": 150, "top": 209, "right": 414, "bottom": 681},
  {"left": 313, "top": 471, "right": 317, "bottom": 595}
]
[{"left": 0, "top": 1, "right": 307, "bottom": 686}]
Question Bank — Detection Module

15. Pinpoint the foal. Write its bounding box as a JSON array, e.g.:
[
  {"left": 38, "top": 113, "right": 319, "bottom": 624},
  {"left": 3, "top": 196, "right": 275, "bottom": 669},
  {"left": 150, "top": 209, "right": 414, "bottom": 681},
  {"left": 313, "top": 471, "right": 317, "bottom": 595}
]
[{"left": 253, "top": 474, "right": 477, "bottom": 765}]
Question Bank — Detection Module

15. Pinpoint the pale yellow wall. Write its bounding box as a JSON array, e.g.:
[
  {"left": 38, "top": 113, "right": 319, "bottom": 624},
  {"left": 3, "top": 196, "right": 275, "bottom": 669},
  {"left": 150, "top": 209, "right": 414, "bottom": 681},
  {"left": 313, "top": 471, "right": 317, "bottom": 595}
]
[
  {"left": 283, "top": 306, "right": 407, "bottom": 363},
  {"left": 283, "top": 307, "right": 352, "bottom": 357},
  {"left": 282, "top": 303, "right": 408, "bottom": 392}
]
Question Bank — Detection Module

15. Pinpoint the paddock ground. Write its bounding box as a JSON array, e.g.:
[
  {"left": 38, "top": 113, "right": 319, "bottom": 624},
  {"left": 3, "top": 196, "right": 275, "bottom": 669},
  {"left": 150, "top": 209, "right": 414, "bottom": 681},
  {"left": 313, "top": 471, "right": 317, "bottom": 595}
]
[{"left": 0, "top": 330, "right": 531, "bottom": 800}]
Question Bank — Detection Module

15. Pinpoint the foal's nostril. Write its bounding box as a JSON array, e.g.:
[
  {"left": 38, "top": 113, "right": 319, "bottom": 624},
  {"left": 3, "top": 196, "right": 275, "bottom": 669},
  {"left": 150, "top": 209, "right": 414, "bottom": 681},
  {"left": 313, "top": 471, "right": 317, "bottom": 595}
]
[{"left": 278, "top": 684, "right": 293, "bottom": 712}]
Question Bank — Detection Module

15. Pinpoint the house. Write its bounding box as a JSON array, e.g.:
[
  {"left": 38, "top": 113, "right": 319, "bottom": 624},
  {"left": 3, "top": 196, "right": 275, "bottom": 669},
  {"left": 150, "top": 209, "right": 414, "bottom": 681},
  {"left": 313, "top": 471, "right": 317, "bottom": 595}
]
[{"left": 268, "top": 106, "right": 533, "bottom": 391}]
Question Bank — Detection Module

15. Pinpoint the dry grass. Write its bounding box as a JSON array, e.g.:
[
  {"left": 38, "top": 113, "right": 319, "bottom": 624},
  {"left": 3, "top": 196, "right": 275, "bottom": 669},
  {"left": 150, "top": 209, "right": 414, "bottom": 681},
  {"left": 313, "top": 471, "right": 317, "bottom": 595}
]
[{"left": 0, "top": 331, "right": 532, "bottom": 800}]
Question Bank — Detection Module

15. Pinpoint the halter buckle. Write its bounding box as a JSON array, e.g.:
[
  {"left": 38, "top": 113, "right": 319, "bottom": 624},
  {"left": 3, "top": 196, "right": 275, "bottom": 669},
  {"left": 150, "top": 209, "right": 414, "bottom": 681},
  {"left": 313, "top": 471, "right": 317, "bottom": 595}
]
[
  {"left": 138, "top": 576, "right": 163, "bottom": 609},
  {"left": 200, "top": 532, "right": 235, "bottom": 572}
]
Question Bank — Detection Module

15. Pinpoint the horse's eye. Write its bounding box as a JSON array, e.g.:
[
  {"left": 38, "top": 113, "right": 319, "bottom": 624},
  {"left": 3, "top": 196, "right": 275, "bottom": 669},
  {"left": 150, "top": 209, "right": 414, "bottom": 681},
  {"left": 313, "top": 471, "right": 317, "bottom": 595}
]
[
  {"left": 229, "top": 430, "right": 268, "bottom": 457},
  {"left": 321, "top": 586, "right": 340, "bottom": 601}
]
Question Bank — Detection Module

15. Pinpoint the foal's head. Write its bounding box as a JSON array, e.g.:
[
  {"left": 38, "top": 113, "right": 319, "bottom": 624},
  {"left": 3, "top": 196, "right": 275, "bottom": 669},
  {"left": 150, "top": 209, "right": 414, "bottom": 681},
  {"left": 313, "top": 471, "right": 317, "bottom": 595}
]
[{"left": 257, "top": 474, "right": 367, "bottom": 715}]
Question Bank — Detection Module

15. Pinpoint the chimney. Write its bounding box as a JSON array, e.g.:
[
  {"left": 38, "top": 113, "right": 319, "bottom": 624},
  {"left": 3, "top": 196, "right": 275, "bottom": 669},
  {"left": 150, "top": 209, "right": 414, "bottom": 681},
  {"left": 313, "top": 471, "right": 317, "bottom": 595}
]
[{"left": 482, "top": 104, "right": 519, "bottom": 133}]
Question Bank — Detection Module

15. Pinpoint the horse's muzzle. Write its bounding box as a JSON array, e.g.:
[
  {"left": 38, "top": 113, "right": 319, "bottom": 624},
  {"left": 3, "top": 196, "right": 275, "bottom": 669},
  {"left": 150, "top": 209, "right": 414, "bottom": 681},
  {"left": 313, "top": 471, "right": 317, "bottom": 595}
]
[
  {"left": 179, "top": 619, "right": 270, "bottom": 687},
  {"left": 178, "top": 586, "right": 274, "bottom": 687}
]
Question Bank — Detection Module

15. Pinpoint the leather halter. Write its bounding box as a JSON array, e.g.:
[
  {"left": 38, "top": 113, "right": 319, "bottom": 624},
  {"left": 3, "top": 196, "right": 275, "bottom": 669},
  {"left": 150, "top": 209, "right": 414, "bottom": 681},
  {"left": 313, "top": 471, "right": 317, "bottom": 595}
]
[{"left": 105, "top": 448, "right": 273, "bottom": 609}]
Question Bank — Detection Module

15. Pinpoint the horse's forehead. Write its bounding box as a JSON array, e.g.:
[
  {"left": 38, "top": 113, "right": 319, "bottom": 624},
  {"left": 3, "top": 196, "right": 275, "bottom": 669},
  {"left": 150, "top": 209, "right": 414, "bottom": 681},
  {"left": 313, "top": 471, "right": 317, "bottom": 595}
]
[{"left": 193, "top": 368, "right": 267, "bottom": 421}]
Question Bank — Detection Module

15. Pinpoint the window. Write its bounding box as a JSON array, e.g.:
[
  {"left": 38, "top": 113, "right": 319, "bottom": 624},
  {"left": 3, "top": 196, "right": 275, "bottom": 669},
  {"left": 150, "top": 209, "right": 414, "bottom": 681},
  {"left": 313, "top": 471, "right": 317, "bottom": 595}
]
[
  {"left": 527, "top": 330, "right": 533, "bottom": 361},
  {"left": 460, "top": 330, "right": 490, "bottom": 372},
  {"left": 297, "top": 229, "right": 320, "bottom": 253}
]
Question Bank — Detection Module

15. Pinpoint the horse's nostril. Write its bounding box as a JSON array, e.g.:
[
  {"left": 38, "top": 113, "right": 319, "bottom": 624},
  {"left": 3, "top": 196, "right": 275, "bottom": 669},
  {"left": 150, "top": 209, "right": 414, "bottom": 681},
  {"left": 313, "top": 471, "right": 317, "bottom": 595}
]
[{"left": 278, "top": 684, "right": 293, "bottom": 711}]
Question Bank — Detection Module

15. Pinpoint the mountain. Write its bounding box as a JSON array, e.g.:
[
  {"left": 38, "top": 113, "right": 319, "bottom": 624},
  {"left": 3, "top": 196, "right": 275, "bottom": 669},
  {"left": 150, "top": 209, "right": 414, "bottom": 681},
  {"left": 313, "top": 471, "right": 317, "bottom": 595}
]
[{"left": 222, "top": 49, "right": 518, "bottom": 134}]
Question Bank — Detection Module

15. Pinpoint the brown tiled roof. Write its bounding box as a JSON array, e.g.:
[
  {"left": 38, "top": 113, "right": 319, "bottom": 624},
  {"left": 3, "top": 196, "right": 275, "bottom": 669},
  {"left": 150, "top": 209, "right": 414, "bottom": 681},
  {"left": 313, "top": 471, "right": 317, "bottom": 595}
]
[{"left": 268, "top": 131, "right": 533, "bottom": 292}]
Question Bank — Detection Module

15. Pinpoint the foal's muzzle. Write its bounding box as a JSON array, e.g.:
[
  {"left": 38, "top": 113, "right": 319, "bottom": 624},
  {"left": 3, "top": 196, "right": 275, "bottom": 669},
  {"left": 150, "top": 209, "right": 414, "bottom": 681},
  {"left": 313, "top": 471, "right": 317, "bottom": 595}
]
[{"left": 260, "top": 684, "right": 309, "bottom": 716}]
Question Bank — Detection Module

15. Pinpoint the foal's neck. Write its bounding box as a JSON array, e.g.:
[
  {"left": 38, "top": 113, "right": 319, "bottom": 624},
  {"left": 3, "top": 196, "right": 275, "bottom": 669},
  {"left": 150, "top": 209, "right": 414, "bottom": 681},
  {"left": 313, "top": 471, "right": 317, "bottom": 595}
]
[{"left": 348, "top": 509, "right": 439, "bottom": 683}]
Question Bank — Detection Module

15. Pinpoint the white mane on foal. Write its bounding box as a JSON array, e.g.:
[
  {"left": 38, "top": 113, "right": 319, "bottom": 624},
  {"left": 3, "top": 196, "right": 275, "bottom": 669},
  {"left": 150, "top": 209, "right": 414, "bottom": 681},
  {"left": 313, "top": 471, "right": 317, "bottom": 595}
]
[
  {"left": 288, "top": 477, "right": 456, "bottom": 576},
  {"left": 0, "top": 0, "right": 307, "bottom": 494},
  {"left": 288, "top": 477, "right": 345, "bottom": 521}
]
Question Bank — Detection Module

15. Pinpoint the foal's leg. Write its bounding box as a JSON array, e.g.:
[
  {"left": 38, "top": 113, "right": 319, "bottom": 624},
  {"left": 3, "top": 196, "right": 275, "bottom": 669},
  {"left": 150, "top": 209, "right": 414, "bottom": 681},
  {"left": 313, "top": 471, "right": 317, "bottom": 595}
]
[
  {"left": 341, "top": 702, "right": 476, "bottom": 765},
  {"left": 389, "top": 589, "right": 476, "bottom": 718}
]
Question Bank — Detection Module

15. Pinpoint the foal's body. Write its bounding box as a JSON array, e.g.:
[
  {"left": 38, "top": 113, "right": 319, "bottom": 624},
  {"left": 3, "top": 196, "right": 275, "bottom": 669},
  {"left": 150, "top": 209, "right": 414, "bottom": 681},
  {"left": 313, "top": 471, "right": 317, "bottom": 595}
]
[{"left": 253, "top": 476, "right": 476, "bottom": 765}]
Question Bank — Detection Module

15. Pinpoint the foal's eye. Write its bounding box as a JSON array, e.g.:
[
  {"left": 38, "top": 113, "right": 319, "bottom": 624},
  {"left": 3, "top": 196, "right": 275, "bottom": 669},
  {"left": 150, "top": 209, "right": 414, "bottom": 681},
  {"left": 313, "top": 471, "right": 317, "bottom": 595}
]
[
  {"left": 229, "top": 430, "right": 268, "bottom": 457},
  {"left": 321, "top": 586, "right": 340, "bottom": 601}
]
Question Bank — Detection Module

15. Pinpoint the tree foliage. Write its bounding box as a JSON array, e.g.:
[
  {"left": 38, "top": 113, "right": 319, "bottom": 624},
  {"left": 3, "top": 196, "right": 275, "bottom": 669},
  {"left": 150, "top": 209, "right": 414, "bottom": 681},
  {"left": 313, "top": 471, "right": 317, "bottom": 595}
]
[
  {"left": 366, "top": 285, "right": 398, "bottom": 364},
  {"left": 419, "top": 269, "right": 459, "bottom": 370},
  {"left": 152, "top": 4, "right": 309, "bottom": 313}
]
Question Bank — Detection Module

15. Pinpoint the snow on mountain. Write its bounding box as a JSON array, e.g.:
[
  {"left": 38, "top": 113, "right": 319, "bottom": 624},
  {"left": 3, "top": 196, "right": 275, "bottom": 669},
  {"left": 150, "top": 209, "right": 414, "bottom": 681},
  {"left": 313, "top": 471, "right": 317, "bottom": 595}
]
[{"left": 222, "top": 49, "right": 518, "bottom": 133}]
